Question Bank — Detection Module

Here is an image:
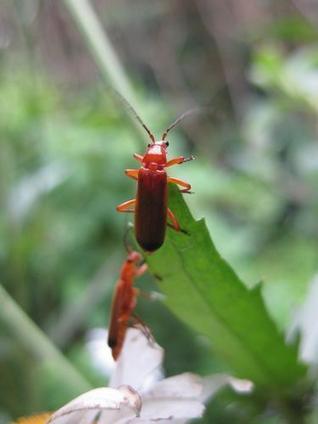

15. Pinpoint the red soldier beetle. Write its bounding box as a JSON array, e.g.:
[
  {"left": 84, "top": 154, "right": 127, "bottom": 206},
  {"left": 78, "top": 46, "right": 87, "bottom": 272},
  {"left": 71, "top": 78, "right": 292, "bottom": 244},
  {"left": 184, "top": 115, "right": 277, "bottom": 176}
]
[
  {"left": 107, "top": 250, "right": 149, "bottom": 360},
  {"left": 116, "top": 94, "right": 195, "bottom": 252}
]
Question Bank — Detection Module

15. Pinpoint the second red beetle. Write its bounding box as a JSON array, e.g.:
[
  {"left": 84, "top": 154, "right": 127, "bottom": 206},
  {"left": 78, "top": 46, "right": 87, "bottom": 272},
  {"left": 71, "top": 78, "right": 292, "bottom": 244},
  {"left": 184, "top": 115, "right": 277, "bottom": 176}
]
[
  {"left": 117, "top": 105, "right": 194, "bottom": 252},
  {"left": 108, "top": 250, "right": 147, "bottom": 360}
]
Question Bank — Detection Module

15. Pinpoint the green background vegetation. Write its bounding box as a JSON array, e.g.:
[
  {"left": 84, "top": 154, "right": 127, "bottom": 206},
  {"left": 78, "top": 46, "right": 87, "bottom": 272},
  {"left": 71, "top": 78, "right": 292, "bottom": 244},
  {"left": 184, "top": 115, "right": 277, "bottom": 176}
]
[{"left": 1, "top": 1, "right": 318, "bottom": 422}]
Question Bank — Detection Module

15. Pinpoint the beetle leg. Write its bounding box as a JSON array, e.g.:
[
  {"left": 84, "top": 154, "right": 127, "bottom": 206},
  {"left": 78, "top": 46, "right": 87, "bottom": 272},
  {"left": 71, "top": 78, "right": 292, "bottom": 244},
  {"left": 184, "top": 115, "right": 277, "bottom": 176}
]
[
  {"left": 116, "top": 199, "right": 136, "bottom": 213},
  {"left": 133, "top": 153, "right": 144, "bottom": 163},
  {"left": 167, "top": 208, "right": 181, "bottom": 231},
  {"left": 136, "top": 263, "right": 148, "bottom": 277},
  {"left": 125, "top": 169, "right": 139, "bottom": 181},
  {"left": 130, "top": 313, "right": 154, "bottom": 343},
  {"left": 133, "top": 286, "right": 149, "bottom": 300},
  {"left": 167, "top": 221, "right": 189, "bottom": 235},
  {"left": 165, "top": 155, "right": 195, "bottom": 168},
  {"left": 138, "top": 290, "right": 150, "bottom": 300},
  {"left": 167, "top": 176, "right": 192, "bottom": 193}
]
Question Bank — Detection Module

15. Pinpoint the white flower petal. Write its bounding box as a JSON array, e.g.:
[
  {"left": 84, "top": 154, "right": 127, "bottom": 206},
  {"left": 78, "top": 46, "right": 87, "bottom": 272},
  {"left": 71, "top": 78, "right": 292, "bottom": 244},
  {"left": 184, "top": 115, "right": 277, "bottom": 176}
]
[
  {"left": 202, "top": 374, "right": 254, "bottom": 402},
  {"left": 135, "top": 398, "right": 204, "bottom": 422},
  {"left": 126, "top": 373, "right": 205, "bottom": 422},
  {"left": 48, "top": 406, "right": 137, "bottom": 424},
  {"left": 48, "top": 386, "right": 141, "bottom": 424},
  {"left": 228, "top": 377, "right": 254, "bottom": 394},
  {"left": 201, "top": 374, "right": 232, "bottom": 401},
  {"left": 147, "top": 373, "right": 202, "bottom": 399},
  {"left": 109, "top": 328, "right": 164, "bottom": 391}
]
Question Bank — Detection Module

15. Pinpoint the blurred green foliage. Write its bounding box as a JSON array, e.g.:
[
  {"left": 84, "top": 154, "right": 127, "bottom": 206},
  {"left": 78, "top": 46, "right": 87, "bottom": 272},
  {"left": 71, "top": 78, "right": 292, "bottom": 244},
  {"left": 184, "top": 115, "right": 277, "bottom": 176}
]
[{"left": 1, "top": 1, "right": 318, "bottom": 422}]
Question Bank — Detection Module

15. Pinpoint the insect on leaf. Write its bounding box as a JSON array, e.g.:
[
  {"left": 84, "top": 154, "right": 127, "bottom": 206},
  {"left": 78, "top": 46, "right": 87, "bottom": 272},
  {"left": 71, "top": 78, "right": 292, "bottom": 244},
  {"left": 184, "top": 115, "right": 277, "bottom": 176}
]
[{"left": 146, "top": 185, "right": 307, "bottom": 391}]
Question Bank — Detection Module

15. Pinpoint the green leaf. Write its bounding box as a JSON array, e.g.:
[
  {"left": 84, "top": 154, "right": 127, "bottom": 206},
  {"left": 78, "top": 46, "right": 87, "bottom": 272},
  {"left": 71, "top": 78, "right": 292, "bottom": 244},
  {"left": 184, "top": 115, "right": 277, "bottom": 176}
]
[{"left": 146, "top": 185, "right": 306, "bottom": 390}]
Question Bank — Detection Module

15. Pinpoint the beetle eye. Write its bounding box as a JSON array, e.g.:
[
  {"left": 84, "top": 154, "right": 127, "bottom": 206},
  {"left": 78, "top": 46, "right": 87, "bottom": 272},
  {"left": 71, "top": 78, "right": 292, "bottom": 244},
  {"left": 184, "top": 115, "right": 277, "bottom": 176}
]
[
  {"left": 165, "top": 141, "right": 169, "bottom": 147},
  {"left": 147, "top": 143, "right": 151, "bottom": 148}
]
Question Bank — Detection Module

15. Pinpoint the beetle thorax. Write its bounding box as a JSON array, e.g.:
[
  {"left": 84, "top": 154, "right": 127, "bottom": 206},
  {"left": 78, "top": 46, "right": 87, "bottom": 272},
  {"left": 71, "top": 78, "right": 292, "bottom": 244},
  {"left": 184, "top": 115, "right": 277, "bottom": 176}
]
[{"left": 143, "top": 140, "right": 168, "bottom": 169}]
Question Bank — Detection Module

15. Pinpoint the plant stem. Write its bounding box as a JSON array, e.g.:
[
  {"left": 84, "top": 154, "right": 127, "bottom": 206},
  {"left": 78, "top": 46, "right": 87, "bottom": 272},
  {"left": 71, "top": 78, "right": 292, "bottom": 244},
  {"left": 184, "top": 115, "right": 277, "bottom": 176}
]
[
  {"left": 62, "top": 0, "right": 148, "bottom": 145},
  {"left": 0, "top": 284, "right": 91, "bottom": 395},
  {"left": 48, "top": 252, "right": 121, "bottom": 348}
]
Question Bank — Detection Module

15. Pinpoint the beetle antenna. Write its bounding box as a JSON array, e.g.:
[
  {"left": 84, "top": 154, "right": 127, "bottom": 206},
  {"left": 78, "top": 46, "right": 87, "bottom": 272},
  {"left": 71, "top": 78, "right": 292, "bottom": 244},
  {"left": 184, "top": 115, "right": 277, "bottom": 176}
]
[
  {"left": 161, "top": 107, "right": 200, "bottom": 140},
  {"left": 114, "top": 90, "right": 155, "bottom": 143}
]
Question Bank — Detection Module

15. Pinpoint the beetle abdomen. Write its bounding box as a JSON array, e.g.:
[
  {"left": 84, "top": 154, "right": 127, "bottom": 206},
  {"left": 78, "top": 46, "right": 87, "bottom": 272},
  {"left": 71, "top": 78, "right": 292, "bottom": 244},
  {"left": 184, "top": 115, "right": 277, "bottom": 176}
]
[
  {"left": 108, "top": 278, "right": 135, "bottom": 360},
  {"left": 135, "top": 168, "right": 167, "bottom": 252}
]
